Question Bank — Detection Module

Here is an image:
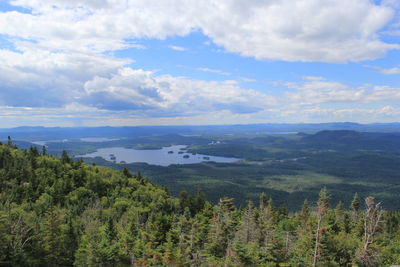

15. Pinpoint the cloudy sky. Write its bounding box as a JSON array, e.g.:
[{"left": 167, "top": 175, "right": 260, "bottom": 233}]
[{"left": 0, "top": 0, "right": 400, "bottom": 127}]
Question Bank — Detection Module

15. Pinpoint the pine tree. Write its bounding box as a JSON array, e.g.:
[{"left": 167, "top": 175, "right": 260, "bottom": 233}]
[
  {"left": 350, "top": 192, "right": 361, "bottom": 225},
  {"left": 235, "top": 201, "right": 259, "bottom": 245},
  {"left": 7, "top": 136, "right": 12, "bottom": 146},
  {"left": 61, "top": 150, "right": 72, "bottom": 164},
  {"left": 42, "top": 208, "right": 64, "bottom": 265},
  {"left": 205, "top": 197, "right": 236, "bottom": 259},
  {"left": 300, "top": 199, "right": 311, "bottom": 225},
  {"left": 122, "top": 167, "right": 132, "bottom": 178},
  {"left": 259, "top": 192, "right": 268, "bottom": 211},
  {"left": 351, "top": 193, "right": 360, "bottom": 212}
]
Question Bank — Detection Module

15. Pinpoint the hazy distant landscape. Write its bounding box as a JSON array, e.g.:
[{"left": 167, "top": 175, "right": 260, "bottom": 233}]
[{"left": 3, "top": 122, "right": 400, "bottom": 210}]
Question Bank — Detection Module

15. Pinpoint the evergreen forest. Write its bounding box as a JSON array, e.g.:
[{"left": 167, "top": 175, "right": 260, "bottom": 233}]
[{"left": 1, "top": 142, "right": 400, "bottom": 266}]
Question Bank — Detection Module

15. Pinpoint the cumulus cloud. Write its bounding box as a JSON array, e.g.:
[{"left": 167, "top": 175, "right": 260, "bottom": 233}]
[
  {"left": 0, "top": 47, "right": 275, "bottom": 116},
  {"left": 284, "top": 78, "right": 364, "bottom": 104},
  {"left": 0, "top": 0, "right": 398, "bottom": 62},
  {"left": 0, "top": 48, "right": 128, "bottom": 107},
  {"left": 294, "top": 105, "right": 400, "bottom": 123},
  {"left": 82, "top": 68, "right": 275, "bottom": 115},
  {"left": 0, "top": 0, "right": 399, "bottom": 126},
  {"left": 197, "top": 0, "right": 399, "bottom": 62},
  {"left": 1, "top": 0, "right": 195, "bottom": 53},
  {"left": 284, "top": 77, "right": 400, "bottom": 105}
]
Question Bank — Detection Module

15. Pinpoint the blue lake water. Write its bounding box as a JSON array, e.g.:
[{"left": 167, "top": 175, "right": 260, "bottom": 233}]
[
  {"left": 78, "top": 145, "right": 241, "bottom": 166},
  {"left": 79, "top": 137, "right": 120, "bottom": 142}
]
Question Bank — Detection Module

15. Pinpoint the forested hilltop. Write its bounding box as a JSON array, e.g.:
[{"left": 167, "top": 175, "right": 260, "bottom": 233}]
[{"left": 1, "top": 143, "right": 400, "bottom": 266}]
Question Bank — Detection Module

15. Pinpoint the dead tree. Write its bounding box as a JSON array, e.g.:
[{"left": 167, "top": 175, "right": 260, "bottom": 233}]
[
  {"left": 312, "top": 188, "right": 329, "bottom": 267},
  {"left": 357, "top": 196, "right": 383, "bottom": 267}
]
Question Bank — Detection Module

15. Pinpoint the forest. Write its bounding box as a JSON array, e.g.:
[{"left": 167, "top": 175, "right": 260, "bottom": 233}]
[
  {"left": 65, "top": 130, "right": 400, "bottom": 210},
  {"left": 1, "top": 142, "right": 400, "bottom": 266}
]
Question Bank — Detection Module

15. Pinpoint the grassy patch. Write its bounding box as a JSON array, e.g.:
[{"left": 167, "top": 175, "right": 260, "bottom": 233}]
[{"left": 262, "top": 172, "right": 343, "bottom": 193}]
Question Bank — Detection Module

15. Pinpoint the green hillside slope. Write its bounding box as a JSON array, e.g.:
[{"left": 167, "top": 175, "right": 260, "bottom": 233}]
[{"left": 1, "top": 143, "right": 400, "bottom": 266}]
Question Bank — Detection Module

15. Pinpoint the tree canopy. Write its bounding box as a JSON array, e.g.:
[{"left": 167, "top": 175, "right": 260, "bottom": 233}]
[{"left": 0, "top": 143, "right": 399, "bottom": 266}]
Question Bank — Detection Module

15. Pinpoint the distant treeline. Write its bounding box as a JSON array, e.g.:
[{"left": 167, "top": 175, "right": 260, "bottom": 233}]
[
  {"left": 3, "top": 122, "right": 400, "bottom": 140},
  {"left": 0, "top": 143, "right": 399, "bottom": 266}
]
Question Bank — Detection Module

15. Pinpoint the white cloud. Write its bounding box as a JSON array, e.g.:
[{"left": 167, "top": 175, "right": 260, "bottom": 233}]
[
  {"left": 196, "top": 0, "right": 399, "bottom": 62},
  {"left": 0, "top": 0, "right": 399, "bottom": 126},
  {"left": 363, "top": 85, "right": 400, "bottom": 102},
  {"left": 364, "top": 64, "right": 400, "bottom": 74},
  {"left": 196, "top": 67, "right": 231, "bottom": 76},
  {"left": 239, "top": 77, "right": 256, "bottom": 82},
  {"left": 284, "top": 79, "right": 364, "bottom": 104},
  {"left": 0, "top": 48, "right": 128, "bottom": 107},
  {"left": 168, "top": 45, "right": 187, "bottom": 51},
  {"left": 284, "top": 78, "right": 400, "bottom": 105},
  {"left": 2, "top": 79, "right": 400, "bottom": 126},
  {"left": 82, "top": 68, "right": 276, "bottom": 115},
  {"left": 302, "top": 76, "right": 326, "bottom": 81},
  {"left": 0, "top": 0, "right": 398, "bottom": 62},
  {"left": 378, "top": 67, "right": 400, "bottom": 74},
  {"left": 382, "top": 0, "right": 400, "bottom": 9},
  {"left": 297, "top": 105, "right": 400, "bottom": 123},
  {"left": 0, "top": 46, "right": 276, "bottom": 115}
]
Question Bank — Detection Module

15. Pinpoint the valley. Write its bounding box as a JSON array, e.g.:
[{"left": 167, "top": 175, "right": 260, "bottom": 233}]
[{"left": 3, "top": 123, "right": 400, "bottom": 210}]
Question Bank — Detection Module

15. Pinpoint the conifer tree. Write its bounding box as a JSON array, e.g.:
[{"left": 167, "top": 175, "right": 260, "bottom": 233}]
[
  {"left": 300, "top": 199, "right": 311, "bottom": 225},
  {"left": 61, "top": 150, "right": 72, "bottom": 164},
  {"left": 235, "top": 200, "right": 259, "bottom": 245},
  {"left": 1, "top": 143, "right": 400, "bottom": 266},
  {"left": 122, "top": 167, "right": 132, "bottom": 178},
  {"left": 41, "top": 207, "right": 67, "bottom": 266},
  {"left": 205, "top": 197, "right": 235, "bottom": 258},
  {"left": 7, "top": 136, "right": 12, "bottom": 147},
  {"left": 351, "top": 193, "right": 360, "bottom": 212}
]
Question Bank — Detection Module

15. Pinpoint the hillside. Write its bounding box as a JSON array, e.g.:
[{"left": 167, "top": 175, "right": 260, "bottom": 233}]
[
  {"left": 72, "top": 130, "right": 400, "bottom": 211},
  {"left": 3, "top": 123, "right": 400, "bottom": 141},
  {"left": 1, "top": 143, "right": 400, "bottom": 266},
  {"left": 3, "top": 129, "right": 400, "bottom": 212},
  {"left": 301, "top": 130, "right": 400, "bottom": 153}
]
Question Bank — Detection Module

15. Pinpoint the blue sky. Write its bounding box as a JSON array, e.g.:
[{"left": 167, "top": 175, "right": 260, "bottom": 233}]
[{"left": 0, "top": 0, "right": 400, "bottom": 127}]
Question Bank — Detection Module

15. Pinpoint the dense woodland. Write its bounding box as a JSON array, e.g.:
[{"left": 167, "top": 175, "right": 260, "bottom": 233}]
[
  {"left": 1, "top": 142, "right": 400, "bottom": 266},
  {"left": 74, "top": 130, "right": 400, "bottom": 210}
]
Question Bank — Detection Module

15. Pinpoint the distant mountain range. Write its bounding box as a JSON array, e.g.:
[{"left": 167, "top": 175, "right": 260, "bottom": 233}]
[
  {"left": 1, "top": 122, "right": 400, "bottom": 141},
  {"left": 300, "top": 130, "right": 400, "bottom": 154}
]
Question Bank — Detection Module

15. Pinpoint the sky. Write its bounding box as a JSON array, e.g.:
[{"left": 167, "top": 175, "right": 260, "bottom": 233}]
[{"left": 0, "top": 0, "right": 400, "bottom": 127}]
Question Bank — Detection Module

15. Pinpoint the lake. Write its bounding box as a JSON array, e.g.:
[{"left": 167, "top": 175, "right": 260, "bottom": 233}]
[{"left": 77, "top": 145, "right": 241, "bottom": 166}]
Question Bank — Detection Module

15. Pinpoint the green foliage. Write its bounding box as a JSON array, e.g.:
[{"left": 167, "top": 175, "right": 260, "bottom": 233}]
[
  {"left": 0, "top": 144, "right": 400, "bottom": 266},
  {"left": 27, "top": 129, "right": 399, "bottom": 212}
]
